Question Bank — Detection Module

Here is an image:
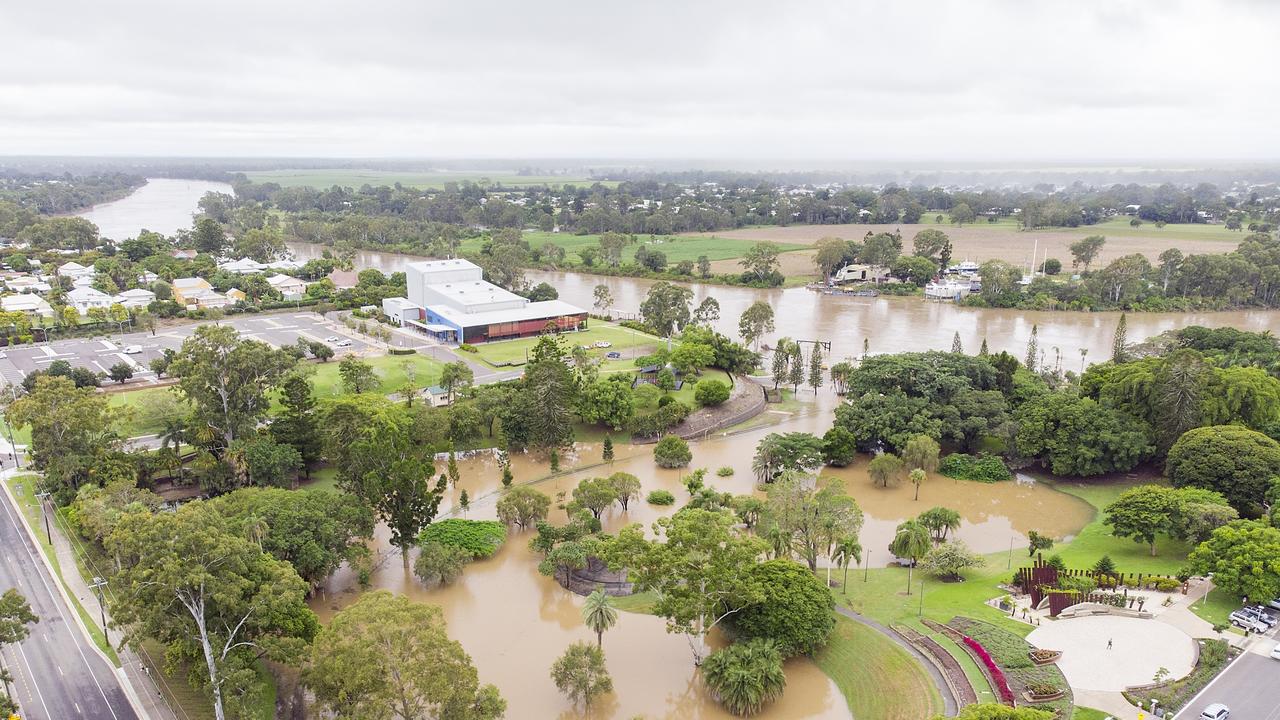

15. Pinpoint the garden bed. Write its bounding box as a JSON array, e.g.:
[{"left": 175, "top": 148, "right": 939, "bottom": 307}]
[
  {"left": 950, "top": 617, "right": 1074, "bottom": 717},
  {"left": 1122, "top": 639, "right": 1236, "bottom": 715},
  {"left": 893, "top": 624, "right": 979, "bottom": 707},
  {"left": 1029, "top": 649, "right": 1062, "bottom": 665}
]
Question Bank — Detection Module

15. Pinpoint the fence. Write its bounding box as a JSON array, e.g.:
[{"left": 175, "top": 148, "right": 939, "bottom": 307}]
[{"left": 1017, "top": 554, "right": 1172, "bottom": 616}]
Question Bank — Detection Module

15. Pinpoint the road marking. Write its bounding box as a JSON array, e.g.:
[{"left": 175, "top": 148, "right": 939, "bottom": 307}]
[
  {"left": 0, "top": 492, "right": 122, "bottom": 720},
  {"left": 14, "top": 642, "right": 52, "bottom": 720},
  {"left": 58, "top": 664, "right": 64, "bottom": 676},
  {"left": 98, "top": 340, "right": 116, "bottom": 351},
  {"left": 75, "top": 701, "right": 82, "bottom": 715},
  {"left": 1170, "top": 646, "right": 1253, "bottom": 719}
]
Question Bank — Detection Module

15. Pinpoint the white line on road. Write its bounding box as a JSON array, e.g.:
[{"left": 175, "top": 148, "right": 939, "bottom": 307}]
[{"left": 14, "top": 642, "right": 52, "bottom": 720}]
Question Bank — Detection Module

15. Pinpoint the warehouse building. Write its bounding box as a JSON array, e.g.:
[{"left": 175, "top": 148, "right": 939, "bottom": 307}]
[{"left": 383, "top": 259, "right": 586, "bottom": 343}]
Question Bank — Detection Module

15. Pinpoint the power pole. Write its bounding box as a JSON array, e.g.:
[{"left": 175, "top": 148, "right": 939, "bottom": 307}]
[
  {"left": 34, "top": 492, "right": 51, "bottom": 545},
  {"left": 89, "top": 577, "right": 109, "bottom": 645}
]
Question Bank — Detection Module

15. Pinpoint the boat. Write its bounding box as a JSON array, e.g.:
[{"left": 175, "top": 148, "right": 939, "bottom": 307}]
[{"left": 924, "top": 278, "right": 972, "bottom": 301}]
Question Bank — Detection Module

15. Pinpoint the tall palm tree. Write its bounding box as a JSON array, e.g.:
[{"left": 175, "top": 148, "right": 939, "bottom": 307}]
[
  {"left": 890, "top": 520, "right": 932, "bottom": 595},
  {"left": 581, "top": 589, "right": 617, "bottom": 649},
  {"left": 832, "top": 537, "right": 862, "bottom": 594}
]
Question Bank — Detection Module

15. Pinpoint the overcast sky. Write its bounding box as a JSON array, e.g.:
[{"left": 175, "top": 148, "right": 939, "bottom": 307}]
[{"left": 1, "top": 1, "right": 1276, "bottom": 162}]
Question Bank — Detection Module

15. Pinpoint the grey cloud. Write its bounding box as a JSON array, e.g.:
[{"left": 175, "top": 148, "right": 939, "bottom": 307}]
[{"left": 0, "top": 0, "right": 1276, "bottom": 160}]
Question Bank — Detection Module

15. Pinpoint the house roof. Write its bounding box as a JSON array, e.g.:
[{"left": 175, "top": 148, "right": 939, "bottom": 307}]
[
  {"left": 173, "top": 277, "right": 211, "bottom": 289},
  {"left": 67, "top": 286, "right": 111, "bottom": 300},
  {"left": 327, "top": 270, "right": 359, "bottom": 288},
  {"left": 427, "top": 299, "right": 585, "bottom": 328},
  {"left": 116, "top": 288, "right": 155, "bottom": 299}
]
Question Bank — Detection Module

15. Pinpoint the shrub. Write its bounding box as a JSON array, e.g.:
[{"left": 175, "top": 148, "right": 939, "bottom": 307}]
[
  {"left": 458, "top": 343, "right": 479, "bottom": 353},
  {"left": 657, "top": 395, "right": 673, "bottom": 408},
  {"left": 1027, "top": 682, "right": 1059, "bottom": 697},
  {"left": 939, "top": 453, "right": 1012, "bottom": 482},
  {"left": 716, "top": 466, "right": 735, "bottom": 477},
  {"left": 694, "top": 379, "right": 731, "bottom": 406},
  {"left": 701, "top": 639, "right": 786, "bottom": 716},
  {"left": 417, "top": 519, "right": 507, "bottom": 558},
  {"left": 646, "top": 490, "right": 675, "bottom": 505},
  {"left": 963, "top": 636, "right": 1015, "bottom": 704},
  {"left": 653, "top": 436, "right": 692, "bottom": 468},
  {"left": 1155, "top": 578, "right": 1180, "bottom": 592},
  {"left": 388, "top": 347, "right": 417, "bottom": 355},
  {"left": 732, "top": 560, "right": 835, "bottom": 656}
]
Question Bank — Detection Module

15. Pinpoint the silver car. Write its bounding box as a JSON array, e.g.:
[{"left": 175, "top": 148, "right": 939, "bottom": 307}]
[{"left": 1199, "top": 703, "right": 1229, "bottom": 720}]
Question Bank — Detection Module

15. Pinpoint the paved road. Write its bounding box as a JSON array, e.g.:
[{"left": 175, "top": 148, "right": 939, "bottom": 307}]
[
  {"left": 0, "top": 483, "right": 139, "bottom": 720},
  {"left": 1174, "top": 650, "right": 1280, "bottom": 719},
  {"left": 0, "top": 312, "right": 376, "bottom": 388}
]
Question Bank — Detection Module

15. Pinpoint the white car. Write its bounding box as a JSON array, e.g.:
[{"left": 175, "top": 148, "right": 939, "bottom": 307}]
[
  {"left": 123, "top": 345, "right": 143, "bottom": 354},
  {"left": 334, "top": 339, "right": 352, "bottom": 347},
  {"left": 0, "top": 351, "right": 7, "bottom": 359},
  {"left": 1271, "top": 644, "right": 1280, "bottom": 661},
  {"left": 594, "top": 341, "right": 612, "bottom": 348},
  {"left": 1199, "top": 703, "right": 1230, "bottom": 720},
  {"left": 324, "top": 336, "right": 339, "bottom": 343}
]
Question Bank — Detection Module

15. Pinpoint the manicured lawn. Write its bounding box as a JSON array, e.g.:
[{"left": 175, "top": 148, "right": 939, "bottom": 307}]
[
  {"left": 1187, "top": 588, "right": 1241, "bottom": 628},
  {"left": 1073, "top": 708, "right": 1110, "bottom": 720},
  {"left": 814, "top": 615, "right": 943, "bottom": 720},
  {"left": 299, "top": 466, "right": 341, "bottom": 493},
  {"left": 460, "top": 230, "right": 812, "bottom": 266},
  {"left": 306, "top": 353, "right": 445, "bottom": 398},
  {"left": 470, "top": 323, "right": 661, "bottom": 367},
  {"left": 240, "top": 169, "right": 613, "bottom": 190},
  {"left": 1044, "top": 477, "right": 1195, "bottom": 575}
]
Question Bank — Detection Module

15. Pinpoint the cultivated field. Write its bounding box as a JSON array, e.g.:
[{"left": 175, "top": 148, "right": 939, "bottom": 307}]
[
  {"left": 685, "top": 216, "right": 1249, "bottom": 276},
  {"left": 240, "top": 169, "right": 614, "bottom": 189}
]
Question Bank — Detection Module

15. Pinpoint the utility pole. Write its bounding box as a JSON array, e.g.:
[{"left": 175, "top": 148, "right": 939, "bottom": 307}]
[
  {"left": 918, "top": 580, "right": 925, "bottom": 617},
  {"left": 3, "top": 384, "right": 20, "bottom": 470},
  {"left": 864, "top": 551, "right": 870, "bottom": 582},
  {"left": 34, "top": 492, "right": 50, "bottom": 545},
  {"left": 89, "top": 571, "right": 108, "bottom": 645}
]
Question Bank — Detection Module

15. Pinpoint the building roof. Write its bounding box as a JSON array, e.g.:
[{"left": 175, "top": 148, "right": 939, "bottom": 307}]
[
  {"left": 1, "top": 294, "right": 52, "bottom": 312},
  {"left": 428, "top": 299, "right": 585, "bottom": 328},
  {"left": 427, "top": 279, "right": 525, "bottom": 309},
  {"left": 173, "top": 277, "right": 212, "bottom": 290},
  {"left": 67, "top": 286, "right": 112, "bottom": 301},
  {"left": 116, "top": 288, "right": 155, "bottom": 299},
  {"left": 327, "top": 270, "right": 359, "bottom": 289},
  {"left": 58, "top": 261, "right": 89, "bottom": 272},
  {"left": 266, "top": 273, "right": 304, "bottom": 287},
  {"left": 406, "top": 258, "right": 481, "bottom": 274},
  {"left": 218, "top": 257, "right": 265, "bottom": 273}
]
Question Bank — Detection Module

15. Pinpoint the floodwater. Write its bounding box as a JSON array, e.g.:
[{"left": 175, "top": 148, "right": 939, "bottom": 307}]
[
  {"left": 310, "top": 388, "right": 1093, "bottom": 719},
  {"left": 285, "top": 241, "right": 1280, "bottom": 365},
  {"left": 75, "top": 178, "right": 234, "bottom": 240}
]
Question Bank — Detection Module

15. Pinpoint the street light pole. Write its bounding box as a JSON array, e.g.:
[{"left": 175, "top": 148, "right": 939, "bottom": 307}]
[
  {"left": 3, "top": 384, "right": 20, "bottom": 470},
  {"left": 89, "top": 573, "right": 108, "bottom": 640},
  {"left": 918, "top": 579, "right": 925, "bottom": 617},
  {"left": 864, "top": 551, "right": 870, "bottom": 582}
]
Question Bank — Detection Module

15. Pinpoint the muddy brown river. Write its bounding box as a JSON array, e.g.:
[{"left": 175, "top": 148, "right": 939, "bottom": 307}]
[{"left": 288, "top": 240, "right": 1266, "bottom": 718}]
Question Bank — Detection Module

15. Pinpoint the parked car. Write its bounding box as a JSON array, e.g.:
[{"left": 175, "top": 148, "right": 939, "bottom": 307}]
[
  {"left": 324, "top": 336, "right": 339, "bottom": 343},
  {"left": 606, "top": 351, "right": 621, "bottom": 359},
  {"left": 0, "top": 352, "right": 7, "bottom": 359},
  {"left": 1267, "top": 597, "right": 1280, "bottom": 612},
  {"left": 1239, "top": 606, "right": 1276, "bottom": 627},
  {"left": 594, "top": 341, "right": 612, "bottom": 348},
  {"left": 123, "top": 345, "right": 142, "bottom": 354},
  {"left": 1199, "top": 703, "right": 1230, "bottom": 720},
  {"left": 1271, "top": 644, "right": 1280, "bottom": 661},
  {"left": 334, "top": 339, "right": 352, "bottom": 347},
  {"left": 1229, "top": 611, "right": 1269, "bottom": 633}
]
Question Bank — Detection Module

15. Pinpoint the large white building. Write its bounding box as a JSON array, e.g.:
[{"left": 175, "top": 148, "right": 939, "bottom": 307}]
[{"left": 389, "top": 259, "right": 586, "bottom": 343}]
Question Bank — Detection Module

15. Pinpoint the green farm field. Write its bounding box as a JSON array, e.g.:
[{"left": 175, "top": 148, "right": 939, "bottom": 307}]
[
  {"left": 240, "top": 169, "right": 614, "bottom": 190},
  {"left": 464, "top": 230, "right": 812, "bottom": 267}
]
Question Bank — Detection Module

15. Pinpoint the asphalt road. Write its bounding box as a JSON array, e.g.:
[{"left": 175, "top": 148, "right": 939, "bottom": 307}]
[
  {"left": 0, "top": 312, "right": 376, "bottom": 388},
  {"left": 1174, "top": 650, "right": 1280, "bottom": 720},
  {"left": 0, "top": 484, "right": 138, "bottom": 720}
]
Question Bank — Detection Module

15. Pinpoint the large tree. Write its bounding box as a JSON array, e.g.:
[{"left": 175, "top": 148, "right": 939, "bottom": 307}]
[
  {"left": 1069, "top": 235, "right": 1106, "bottom": 272},
  {"left": 169, "top": 325, "right": 295, "bottom": 448},
  {"left": 550, "top": 642, "right": 612, "bottom": 708},
  {"left": 763, "top": 473, "right": 863, "bottom": 572},
  {"left": 1188, "top": 520, "right": 1280, "bottom": 604},
  {"left": 889, "top": 519, "right": 932, "bottom": 593},
  {"left": 6, "top": 375, "right": 124, "bottom": 498},
  {"left": 305, "top": 591, "right": 505, "bottom": 720},
  {"left": 751, "top": 432, "right": 825, "bottom": 484},
  {"left": 1166, "top": 425, "right": 1280, "bottom": 516},
  {"left": 1014, "top": 392, "right": 1153, "bottom": 477},
  {"left": 209, "top": 487, "right": 374, "bottom": 589},
  {"left": 495, "top": 486, "right": 551, "bottom": 529},
  {"left": 508, "top": 335, "right": 577, "bottom": 450},
  {"left": 739, "top": 241, "right": 782, "bottom": 283},
  {"left": 639, "top": 281, "right": 693, "bottom": 337},
  {"left": 731, "top": 559, "right": 834, "bottom": 656},
  {"left": 620, "top": 508, "right": 768, "bottom": 663},
  {"left": 270, "top": 371, "right": 322, "bottom": 473},
  {"left": 109, "top": 502, "right": 318, "bottom": 720},
  {"left": 738, "top": 301, "right": 775, "bottom": 350}
]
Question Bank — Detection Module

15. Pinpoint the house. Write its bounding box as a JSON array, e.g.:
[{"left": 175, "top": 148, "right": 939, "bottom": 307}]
[
  {"left": 4, "top": 276, "right": 51, "bottom": 294},
  {"left": 182, "top": 288, "right": 230, "bottom": 309},
  {"left": 72, "top": 275, "right": 95, "bottom": 288},
  {"left": 113, "top": 288, "right": 156, "bottom": 309},
  {"left": 172, "top": 277, "right": 213, "bottom": 304},
  {"left": 267, "top": 259, "right": 304, "bottom": 272},
  {"left": 218, "top": 257, "right": 266, "bottom": 275},
  {"left": 265, "top": 274, "right": 307, "bottom": 299},
  {"left": 1, "top": 294, "right": 54, "bottom": 317},
  {"left": 226, "top": 288, "right": 247, "bottom": 303},
  {"left": 56, "top": 261, "right": 94, "bottom": 280},
  {"left": 172, "top": 249, "right": 198, "bottom": 260},
  {"left": 66, "top": 286, "right": 114, "bottom": 315},
  {"left": 137, "top": 271, "right": 159, "bottom": 284}
]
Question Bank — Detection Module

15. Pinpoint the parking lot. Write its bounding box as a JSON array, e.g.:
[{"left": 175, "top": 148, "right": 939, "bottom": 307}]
[{"left": 0, "top": 313, "right": 378, "bottom": 387}]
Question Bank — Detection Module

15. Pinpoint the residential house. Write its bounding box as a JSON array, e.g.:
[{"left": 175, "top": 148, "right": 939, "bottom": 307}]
[
  {"left": 266, "top": 274, "right": 307, "bottom": 299},
  {"left": 171, "top": 249, "right": 198, "bottom": 260},
  {"left": 1, "top": 294, "right": 54, "bottom": 318},
  {"left": 3, "top": 276, "right": 51, "bottom": 294},
  {"left": 226, "top": 288, "right": 247, "bottom": 303},
  {"left": 425, "top": 385, "right": 453, "bottom": 407},
  {"left": 267, "top": 259, "right": 304, "bottom": 272},
  {"left": 172, "top": 277, "right": 213, "bottom": 304},
  {"left": 66, "top": 286, "right": 114, "bottom": 315},
  {"left": 56, "top": 261, "right": 95, "bottom": 280},
  {"left": 182, "top": 288, "right": 230, "bottom": 309},
  {"left": 218, "top": 257, "right": 266, "bottom": 275},
  {"left": 113, "top": 288, "right": 156, "bottom": 309}
]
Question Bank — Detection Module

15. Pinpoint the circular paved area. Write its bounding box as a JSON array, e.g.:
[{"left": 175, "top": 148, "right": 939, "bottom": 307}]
[{"left": 1027, "top": 615, "right": 1196, "bottom": 691}]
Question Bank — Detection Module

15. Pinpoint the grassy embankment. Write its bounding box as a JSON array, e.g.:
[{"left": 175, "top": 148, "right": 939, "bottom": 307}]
[{"left": 459, "top": 230, "right": 811, "bottom": 270}]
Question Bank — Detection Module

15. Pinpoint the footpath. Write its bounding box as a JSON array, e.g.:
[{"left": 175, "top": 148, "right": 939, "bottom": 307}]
[{"left": 2, "top": 468, "right": 179, "bottom": 720}]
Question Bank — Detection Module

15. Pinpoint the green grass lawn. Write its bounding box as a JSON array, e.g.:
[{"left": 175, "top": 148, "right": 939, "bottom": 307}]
[
  {"left": 462, "top": 230, "right": 812, "bottom": 266},
  {"left": 240, "top": 169, "right": 614, "bottom": 190},
  {"left": 1044, "top": 477, "right": 1194, "bottom": 575},
  {"left": 470, "top": 323, "right": 661, "bottom": 367},
  {"left": 1074, "top": 217, "right": 1244, "bottom": 243},
  {"left": 814, "top": 615, "right": 944, "bottom": 720},
  {"left": 306, "top": 353, "right": 445, "bottom": 398},
  {"left": 1073, "top": 708, "right": 1110, "bottom": 720}
]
